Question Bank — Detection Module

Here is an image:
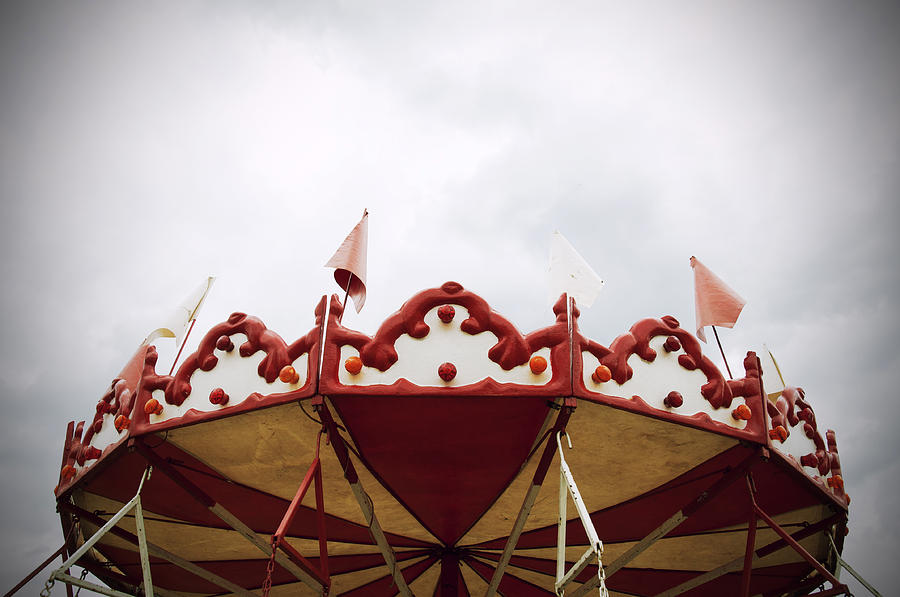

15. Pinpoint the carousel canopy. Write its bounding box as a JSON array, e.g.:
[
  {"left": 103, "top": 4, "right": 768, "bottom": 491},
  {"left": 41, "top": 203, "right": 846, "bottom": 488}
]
[{"left": 53, "top": 282, "right": 849, "bottom": 596}]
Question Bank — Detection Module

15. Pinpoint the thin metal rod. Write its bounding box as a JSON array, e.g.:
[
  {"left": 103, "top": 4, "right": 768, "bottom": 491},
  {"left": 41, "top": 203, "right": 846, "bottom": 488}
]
[
  {"left": 316, "top": 400, "right": 412, "bottom": 597},
  {"left": 314, "top": 460, "right": 329, "bottom": 581},
  {"left": 805, "top": 588, "right": 852, "bottom": 597},
  {"left": 556, "top": 457, "right": 567, "bottom": 586},
  {"left": 558, "top": 546, "right": 595, "bottom": 592},
  {"left": 60, "top": 503, "right": 257, "bottom": 597},
  {"left": 712, "top": 326, "right": 733, "bottom": 379},
  {"left": 654, "top": 512, "right": 844, "bottom": 597},
  {"left": 752, "top": 503, "right": 845, "bottom": 589},
  {"left": 827, "top": 533, "right": 883, "bottom": 597},
  {"left": 271, "top": 446, "right": 329, "bottom": 583},
  {"left": 53, "top": 468, "right": 150, "bottom": 573},
  {"left": 50, "top": 573, "right": 136, "bottom": 597},
  {"left": 739, "top": 510, "right": 757, "bottom": 596},
  {"left": 339, "top": 283, "right": 350, "bottom": 324},
  {"left": 557, "top": 433, "right": 601, "bottom": 551},
  {"left": 555, "top": 431, "right": 607, "bottom": 596},
  {"left": 569, "top": 450, "right": 760, "bottom": 597},
  {"left": 169, "top": 318, "right": 197, "bottom": 375},
  {"left": 274, "top": 456, "right": 320, "bottom": 540},
  {"left": 132, "top": 498, "right": 154, "bottom": 597},
  {"left": 2, "top": 544, "right": 66, "bottom": 597},
  {"left": 484, "top": 399, "right": 575, "bottom": 597},
  {"left": 134, "top": 439, "right": 327, "bottom": 591}
]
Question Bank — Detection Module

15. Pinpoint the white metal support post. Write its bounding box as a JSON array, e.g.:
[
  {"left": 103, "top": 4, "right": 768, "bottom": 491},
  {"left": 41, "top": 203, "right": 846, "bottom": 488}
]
[
  {"left": 45, "top": 468, "right": 157, "bottom": 597},
  {"left": 555, "top": 432, "right": 608, "bottom": 597}
]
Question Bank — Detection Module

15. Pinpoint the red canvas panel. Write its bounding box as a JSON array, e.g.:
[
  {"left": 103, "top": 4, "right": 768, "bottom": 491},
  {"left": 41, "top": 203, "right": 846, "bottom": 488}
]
[
  {"left": 331, "top": 395, "right": 554, "bottom": 545},
  {"left": 79, "top": 442, "right": 430, "bottom": 548}
]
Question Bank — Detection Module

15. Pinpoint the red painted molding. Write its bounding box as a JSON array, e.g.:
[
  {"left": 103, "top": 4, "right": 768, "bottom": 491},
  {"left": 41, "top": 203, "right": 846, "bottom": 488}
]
[
  {"left": 578, "top": 315, "right": 734, "bottom": 409},
  {"left": 320, "top": 284, "right": 571, "bottom": 396},
  {"left": 767, "top": 386, "right": 846, "bottom": 501},
  {"left": 131, "top": 296, "right": 325, "bottom": 435},
  {"left": 55, "top": 285, "right": 844, "bottom": 512},
  {"left": 574, "top": 312, "right": 766, "bottom": 443}
]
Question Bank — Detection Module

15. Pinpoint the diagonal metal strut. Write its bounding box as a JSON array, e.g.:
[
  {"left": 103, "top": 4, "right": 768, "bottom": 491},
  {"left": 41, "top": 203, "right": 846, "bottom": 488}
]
[
  {"left": 134, "top": 439, "right": 328, "bottom": 593},
  {"left": 484, "top": 397, "right": 576, "bottom": 597},
  {"left": 315, "top": 397, "right": 414, "bottom": 597}
]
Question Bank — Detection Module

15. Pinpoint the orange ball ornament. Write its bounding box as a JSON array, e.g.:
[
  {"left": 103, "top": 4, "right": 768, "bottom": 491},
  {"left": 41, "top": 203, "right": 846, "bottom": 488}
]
[
  {"left": 732, "top": 404, "right": 752, "bottom": 421},
  {"left": 592, "top": 364, "right": 612, "bottom": 383},
  {"left": 279, "top": 365, "right": 300, "bottom": 384},
  {"left": 144, "top": 398, "right": 163, "bottom": 416},
  {"left": 345, "top": 356, "right": 363, "bottom": 375},
  {"left": 114, "top": 415, "right": 130, "bottom": 432},
  {"left": 529, "top": 356, "right": 548, "bottom": 374},
  {"left": 768, "top": 425, "right": 788, "bottom": 442}
]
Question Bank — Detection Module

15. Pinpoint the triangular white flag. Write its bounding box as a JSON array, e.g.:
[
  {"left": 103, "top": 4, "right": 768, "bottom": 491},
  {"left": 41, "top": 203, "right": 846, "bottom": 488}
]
[
  {"left": 760, "top": 344, "right": 787, "bottom": 401},
  {"left": 548, "top": 231, "right": 604, "bottom": 307},
  {"left": 146, "top": 276, "right": 216, "bottom": 347}
]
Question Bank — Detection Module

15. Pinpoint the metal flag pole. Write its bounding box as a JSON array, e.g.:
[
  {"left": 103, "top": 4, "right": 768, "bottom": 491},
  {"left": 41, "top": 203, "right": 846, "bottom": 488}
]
[
  {"left": 712, "top": 325, "right": 733, "bottom": 379},
  {"left": 338, "top": 281, "right": 351, "bottom": 324},
  {"left": 168, "top": 319, "right": 197, "bottom": 375}
]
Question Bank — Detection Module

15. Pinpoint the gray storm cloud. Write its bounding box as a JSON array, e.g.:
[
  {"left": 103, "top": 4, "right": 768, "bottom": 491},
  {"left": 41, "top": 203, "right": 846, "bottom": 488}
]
[{"left": 1, "top": 1, "right": 898, "bottom": 594}]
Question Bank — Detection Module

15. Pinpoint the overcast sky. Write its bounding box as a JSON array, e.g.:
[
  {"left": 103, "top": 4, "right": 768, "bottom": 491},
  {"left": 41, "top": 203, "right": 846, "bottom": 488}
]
[{"left": 2, "top": 1, "right": 898, "bottom": 594}]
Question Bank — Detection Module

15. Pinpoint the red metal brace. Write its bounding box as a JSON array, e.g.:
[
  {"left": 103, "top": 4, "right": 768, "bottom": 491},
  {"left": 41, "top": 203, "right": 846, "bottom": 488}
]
[
  {"left": 313, "top": 395, "right": 414, "bottom": 597},
  {"left": 740, "top": 474, "right": 759, "bottom": 597},
  {"left": 270, "top": 429, "right": 330, "bottom": 590},
  {"left": 746, "top": 475, "right": 849, "bottom": 596},
  {"left": 134, "top": 438, "right": 329, "bottom": 594}
]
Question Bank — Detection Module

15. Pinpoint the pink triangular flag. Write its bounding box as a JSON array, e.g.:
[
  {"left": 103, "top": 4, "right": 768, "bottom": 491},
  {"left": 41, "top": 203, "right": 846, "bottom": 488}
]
[
  {"left": 690, "top": 256, "right": 746, "bottom": 343},
  {"left": 325, "top": 210, "right": 368, "bottom": 312}
]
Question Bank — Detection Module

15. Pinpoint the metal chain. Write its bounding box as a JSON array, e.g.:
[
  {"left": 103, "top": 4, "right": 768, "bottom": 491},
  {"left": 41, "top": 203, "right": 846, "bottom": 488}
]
[
  {"left": 73, "top": 568, "right": 88, "bottom": 597},
  {"left": 261, "top": 539, "right": 277, "bottom": 597},
  {"left": 39, "top": 577, "right": 54, "bottom": 597},
  {"left": 598, "top": 563, "right": 609, "bottom": 597},
  {"left": 597, "top": 544, "right": 609, "bottom": 597}
]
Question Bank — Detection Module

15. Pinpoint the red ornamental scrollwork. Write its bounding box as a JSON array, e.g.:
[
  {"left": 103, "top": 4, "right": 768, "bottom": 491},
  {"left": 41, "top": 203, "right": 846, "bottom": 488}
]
[
  {"left": 577, "top": 314, "right": 735, "bottom": 409},
  {"left": 327, "top": 282, "right": 569, "bottom": 373},
  {"left": 140, "top": 306, "right": 322, "bottom": 407},
  {"left": 61, "top": 344, "right": 152, "bottom": 474},
  {"left": 768, "top": 386, "right": 843, "bottom": 495}
]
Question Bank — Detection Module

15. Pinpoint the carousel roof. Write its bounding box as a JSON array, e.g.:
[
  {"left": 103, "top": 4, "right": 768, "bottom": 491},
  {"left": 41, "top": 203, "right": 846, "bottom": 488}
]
[{"left": 54, "top": 282, "right": 849, "bottom": 596}]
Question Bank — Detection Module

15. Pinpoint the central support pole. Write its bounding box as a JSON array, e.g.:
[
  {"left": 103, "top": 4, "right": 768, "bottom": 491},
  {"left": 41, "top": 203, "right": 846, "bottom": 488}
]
[
  {"left": 315, "top": 397, "right": 413, "bottom": 597},
  {"left": 439, "top": 550, "right": 460, "bottom": 596}
]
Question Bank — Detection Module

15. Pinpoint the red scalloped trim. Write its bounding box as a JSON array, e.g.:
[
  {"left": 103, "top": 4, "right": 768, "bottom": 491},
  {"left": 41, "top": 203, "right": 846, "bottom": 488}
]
[
  {"left": 56, "top": 344, "right": 151, "bottom": 483},
  {"left": 578, "top": 315, "right": 733, "bottom": 409},
  {"left": 162, "top": 313, "right": 293, "bottom": 406},
  {"left": 321, "top": 284, "right": 571, "bottom": 396},
  {"left": 576, "top": 344, "right": 766, "bottom": 442},
  {"left": 141, "top": 305, "right": 322, "bottom": 407},
  {"left": 767, "top": 386, "right": 845, "bottom": 498},
  {"left": 129, "top": 297, "right": 325, "bottom": 435}
]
